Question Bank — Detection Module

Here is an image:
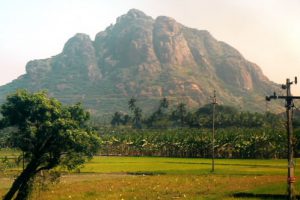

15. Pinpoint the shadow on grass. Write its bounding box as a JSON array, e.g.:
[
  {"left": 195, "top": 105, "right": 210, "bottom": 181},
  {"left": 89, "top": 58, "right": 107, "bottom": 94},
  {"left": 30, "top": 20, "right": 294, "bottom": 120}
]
[
  {"left": 233, "top": 192, "right": 299, "bottom": 199},
  {"left": 127, "top": 171, "right": 166, "bottom": 176}
]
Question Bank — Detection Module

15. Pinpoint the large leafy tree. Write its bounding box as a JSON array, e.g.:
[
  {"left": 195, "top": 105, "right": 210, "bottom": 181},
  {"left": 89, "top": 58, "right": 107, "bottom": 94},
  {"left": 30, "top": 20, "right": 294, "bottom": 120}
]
[{"left": 0, "top": 90, "right": 100, "bottom": 200}]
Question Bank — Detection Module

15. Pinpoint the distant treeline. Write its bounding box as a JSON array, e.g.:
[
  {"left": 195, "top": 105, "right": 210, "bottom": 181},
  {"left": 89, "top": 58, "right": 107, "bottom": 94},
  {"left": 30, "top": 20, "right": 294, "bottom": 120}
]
[{"left": 110, "top": 97, "right": 286, "bottom": 129}]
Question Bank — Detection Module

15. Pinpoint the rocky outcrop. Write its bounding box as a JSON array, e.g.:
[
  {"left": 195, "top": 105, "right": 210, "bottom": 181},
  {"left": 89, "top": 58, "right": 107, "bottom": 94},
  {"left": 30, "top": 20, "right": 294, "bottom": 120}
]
[{"left": 0, "top": 9, "right": 281, "bottom": 115}]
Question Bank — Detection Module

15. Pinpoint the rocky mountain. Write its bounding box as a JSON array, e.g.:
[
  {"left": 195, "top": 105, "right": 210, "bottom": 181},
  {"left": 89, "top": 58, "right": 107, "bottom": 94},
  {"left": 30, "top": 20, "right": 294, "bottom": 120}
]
[{"left": 0, "top": 9, "right": 282, "bottom": 116}]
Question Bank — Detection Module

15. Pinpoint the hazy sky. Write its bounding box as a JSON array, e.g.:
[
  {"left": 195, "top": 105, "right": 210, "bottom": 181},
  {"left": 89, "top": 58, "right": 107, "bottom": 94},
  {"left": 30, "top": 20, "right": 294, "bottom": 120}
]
[{"left": 1, "top": 0, "right": 300, "bottom": 94}]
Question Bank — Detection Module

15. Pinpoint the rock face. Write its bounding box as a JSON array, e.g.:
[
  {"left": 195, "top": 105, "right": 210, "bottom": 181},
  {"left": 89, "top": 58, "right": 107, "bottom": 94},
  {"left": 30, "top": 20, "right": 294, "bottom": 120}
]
[{"left": 0, "top": 9, "right": 281, "bottom": 115}]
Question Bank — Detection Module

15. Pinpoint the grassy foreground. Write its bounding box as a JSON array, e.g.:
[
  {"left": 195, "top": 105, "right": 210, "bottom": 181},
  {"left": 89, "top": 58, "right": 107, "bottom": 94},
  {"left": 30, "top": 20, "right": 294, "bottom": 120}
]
[{"left": 1, "top": 154, "right": 300, "bottom": 199}]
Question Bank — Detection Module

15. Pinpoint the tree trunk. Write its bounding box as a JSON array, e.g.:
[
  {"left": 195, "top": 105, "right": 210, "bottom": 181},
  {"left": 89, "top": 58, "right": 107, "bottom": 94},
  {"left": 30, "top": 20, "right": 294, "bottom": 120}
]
[
  {"left": 3, "top": 159, "right": 38, "bottom": 200},
  {"left": 14, "top": 178, "right": 33, "bottom": 200}
]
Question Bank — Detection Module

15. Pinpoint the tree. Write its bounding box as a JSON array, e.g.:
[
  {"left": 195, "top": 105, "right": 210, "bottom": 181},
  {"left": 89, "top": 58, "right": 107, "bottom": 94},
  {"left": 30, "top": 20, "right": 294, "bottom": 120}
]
[
  {"left": 128, "top": 97, "right": 137, "bottom": 112},
  {"left": 111, "top": 112, "right": 131, "bottom": 127},
  {"left": 133, "top": 107, "right": 143, "bottom": 129},
  {"left": 146, "top": 98, "right": 170, "bottom": 128},
  {"left": 171, "top": 103, "right": 188, "bottom": 127},
  {"left": 0, "top": 90, "right": 100, "bottom": 200},
  {"left": 159, "top": 97, "right": 169, "bottom": 110},
  {"left": 111, "top": 112, "right": 123, "bottom": 126},
  {"left": 128, "top": 98, "right": 142, "bottom": 129},
  {"left": 123, "top": 114, "right": 131, "bottom": 125}
]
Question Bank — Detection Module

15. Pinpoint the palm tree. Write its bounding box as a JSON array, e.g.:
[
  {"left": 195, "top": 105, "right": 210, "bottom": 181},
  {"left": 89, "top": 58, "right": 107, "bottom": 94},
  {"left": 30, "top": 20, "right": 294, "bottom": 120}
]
[
  {"left": 128, "top": 97, "right": 136, "bottom": 111},
  {"left": 133, "top": 107, "right": 143, "bottom": 129},
  {"left": 171, "top": 103, "right": 187, "bottom": 127}
]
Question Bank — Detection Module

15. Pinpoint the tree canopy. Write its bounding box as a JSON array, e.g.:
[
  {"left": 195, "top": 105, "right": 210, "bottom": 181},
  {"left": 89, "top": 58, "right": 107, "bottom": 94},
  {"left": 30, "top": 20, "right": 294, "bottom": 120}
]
[
  {"left": 0, "top": 90, "right": 100, "bottom": 200},
  {"left": 110, "top": 98, "right": 278, "bottom": 129}
]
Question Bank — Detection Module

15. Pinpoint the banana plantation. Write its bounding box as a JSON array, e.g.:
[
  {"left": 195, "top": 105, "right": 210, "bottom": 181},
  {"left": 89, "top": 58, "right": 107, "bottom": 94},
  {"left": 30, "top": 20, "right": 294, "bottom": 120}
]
[
  {"left": 101, "top": 98, "right": 300, "bottom": 159},
  {"left": 97, "top": 127, "right": 300, "bottom": 159}
]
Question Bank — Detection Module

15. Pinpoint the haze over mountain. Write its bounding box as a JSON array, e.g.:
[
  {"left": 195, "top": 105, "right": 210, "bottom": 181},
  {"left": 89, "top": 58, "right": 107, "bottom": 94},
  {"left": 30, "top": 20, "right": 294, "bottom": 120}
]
[{"left": 0, "top": 9, "right": 281, "bottom": 115}]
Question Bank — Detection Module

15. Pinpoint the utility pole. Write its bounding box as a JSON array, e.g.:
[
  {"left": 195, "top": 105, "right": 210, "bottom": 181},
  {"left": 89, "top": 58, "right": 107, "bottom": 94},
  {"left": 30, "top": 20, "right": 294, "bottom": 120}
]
[
  {"left": 266, "top": 77, "right": 300, "bottom": 200},
  {"left": 211, "top": 90, "right": 217, "bottom": 172}
]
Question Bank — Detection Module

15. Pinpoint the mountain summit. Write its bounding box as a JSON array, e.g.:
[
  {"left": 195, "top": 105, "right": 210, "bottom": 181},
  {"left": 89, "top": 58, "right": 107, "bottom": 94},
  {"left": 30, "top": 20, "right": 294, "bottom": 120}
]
[{"left": 0, "top": 9, "right": 280, "bottom": 115}]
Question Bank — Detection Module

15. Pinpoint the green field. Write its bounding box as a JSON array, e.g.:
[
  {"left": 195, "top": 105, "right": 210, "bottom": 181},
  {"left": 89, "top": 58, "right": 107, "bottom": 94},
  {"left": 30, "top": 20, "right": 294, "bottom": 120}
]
[
  {"left": 1, "top": 152, "right": 300, "bottom": 199},
  {"left": 81, "top": 156, "right": 289, "bottom": 175}
]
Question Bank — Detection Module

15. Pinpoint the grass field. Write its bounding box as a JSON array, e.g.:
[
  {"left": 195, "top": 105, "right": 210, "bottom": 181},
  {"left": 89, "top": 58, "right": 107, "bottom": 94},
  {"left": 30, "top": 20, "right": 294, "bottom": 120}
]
[{"left": 1, "top": 150, "right": 300, "bottom": 199}]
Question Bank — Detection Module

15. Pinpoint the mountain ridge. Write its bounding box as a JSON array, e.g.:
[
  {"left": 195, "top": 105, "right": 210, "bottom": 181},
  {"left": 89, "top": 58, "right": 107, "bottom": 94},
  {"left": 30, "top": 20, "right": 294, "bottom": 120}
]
[{"left": 0, "top": 9, "right": 282, "bottom": 115}]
